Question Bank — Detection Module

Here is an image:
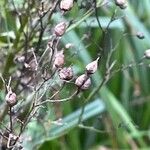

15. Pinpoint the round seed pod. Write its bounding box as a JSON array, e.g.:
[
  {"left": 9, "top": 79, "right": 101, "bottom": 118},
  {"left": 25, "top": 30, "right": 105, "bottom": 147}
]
[
  {"left": 5, "top": 91, "right": 17, "bottom": 107},
  {"left": 81, "top": 78, "right": 91, "bottom": 90},
  {"left": 75, "top": 74, "right": 91, "bottom": 90},
  {"left": 59, "top": 67, "right": 73, "bottom": 80},
  {"left": 54, "top": 22, "right": 66, "bottom": 37},
  {"left": 86, "top": 57, "right": 99, "bottom": 74},
  {"left": 60, "top": 0, "right": 74, "bottom": 11},
  {"left": 53, "top": 50, "right": 65, "bottom": 68}
]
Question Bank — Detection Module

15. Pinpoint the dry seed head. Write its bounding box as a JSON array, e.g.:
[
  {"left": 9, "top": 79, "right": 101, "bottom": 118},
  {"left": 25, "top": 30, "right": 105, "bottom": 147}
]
[
  {"left": 86, "top": 57, "right": 99, "bottom": 74},
  {"left": 115, "top": 0, "right": 127, "bottom": 9},
  {"left": 5, "top": 91, "right": 17, "bottom": 107},
  {"left": 59, "top": 67, "right": 73, "bottom": 80},
  {"left": 60, "top": 0, "right": 74, "bottom": 11},
  {"left": 54, "top": 50, "right": 65, "bottom": 68},
  {"left": 144, "top": 49, "right": 150, "bottom": 59},
  {"left": 75, "top": 74, "right": 91, "bottom": 90},
  {"left": 54, "top": 22, "right": 66, "bottom": 36}
]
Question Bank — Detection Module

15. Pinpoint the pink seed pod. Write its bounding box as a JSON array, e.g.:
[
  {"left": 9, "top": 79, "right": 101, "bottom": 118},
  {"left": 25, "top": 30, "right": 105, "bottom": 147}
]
[
  {"left": 86, "top": 57, "right": 99, "bottom": 74},
  {"left": 144, "top": 49, "right": 150, "bottom": 59},
  {"left": 75, "top": 74, "right": 91, "bottom": 90},
  {"left": 81, "top": 78, "right": 91, "bottom": 90},
  {"left": 115, "top": 0, "right": 127, "bottom": 9},
  {"left": 54, "top": 50, "right": 65, "bottom": 68},
  {"left": 5, "top": 91, "right": 17, "bottom": 107},
  {"left": 59, "top": 67, "right": 73, "bottom": 80},
  {"left": 54, "top": 22, "right": 67, "bottom": 37},
  {"left": 60, "top": 0, "right": 74, "bottom": 11}
]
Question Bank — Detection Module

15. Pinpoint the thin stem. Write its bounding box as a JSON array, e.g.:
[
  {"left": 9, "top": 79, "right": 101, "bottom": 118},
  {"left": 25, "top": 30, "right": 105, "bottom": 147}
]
[
  {"left": 93, "top": 0, "right": 104, "bottom": 33},
  {"left": 36, "top": 69, "right": 57, "bottom": 92},
  {"left": 9, "top": 107, "right": 13, "bottom": 133},
  {"left": 35, "top": 89, "right": 78, "bottom": 106},
  {"left": 78, "top": 77, "right": 107, "bottom": 124},
  {"left": 78, "top": 124, "right": 110, "bottom": 134}
]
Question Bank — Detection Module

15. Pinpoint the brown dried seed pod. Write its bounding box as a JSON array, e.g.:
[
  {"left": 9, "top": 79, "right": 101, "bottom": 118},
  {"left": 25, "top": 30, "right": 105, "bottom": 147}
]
[
  {"left": 54, "top": 50, "right": 65, "bottom": 68},
  {"left": 75, "top": 74, "right": 91, "bottom": 90},
  {"left": 54, "top": 22, "right": 66, "bottom": 36},
  {"left": 5, "top": 91, "right": 17, "bottom": 107},
  {"left": 86, "top": 57, "right": 99, "bottom": 74},
  {"left": 59, "top": 67, "right": 73, "bottom": 80},
  {"left": 60, "top": 0, "right": 74, "bottom": 11}
]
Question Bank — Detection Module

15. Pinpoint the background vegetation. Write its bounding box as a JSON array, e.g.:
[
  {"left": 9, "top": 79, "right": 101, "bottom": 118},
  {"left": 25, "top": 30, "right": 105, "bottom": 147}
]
[{"left": 0, "top": 0, "right": 150, "bottom": 149}]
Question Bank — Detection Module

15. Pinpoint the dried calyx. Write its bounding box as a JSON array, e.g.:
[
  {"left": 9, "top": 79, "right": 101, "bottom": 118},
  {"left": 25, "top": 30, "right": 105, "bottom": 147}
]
[
  {"left": 86, "top": 57, "right": 99, "bottom": 74},
  {"left": 54, "top": 22, "right": 67, "bottom": 37},
  {"left": 53, "top": 50, "right": 65, "bottom": 68},
  {"left": 75, "top": 74, "right": 91, "bottom": 90},
  {"left": 5, "top": 90, "right": 17, "bottom": 107},
  {"left": 60, "top": 0, "right": 74, "bottom": 11},
  {"left": 115, "top": 0, "right": 127, "bottom": 9},
  {"left": 59, "top": 67, "right": 73, "bottom": 80}
]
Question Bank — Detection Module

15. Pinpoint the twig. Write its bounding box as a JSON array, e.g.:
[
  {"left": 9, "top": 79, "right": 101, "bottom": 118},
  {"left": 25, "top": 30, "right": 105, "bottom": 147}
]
[
  {"left": 93, "top": 0, "right": 104, "bottom": 32},
  {"left": 9, "top": 107, "right": 13, "bottom": 133},
  {"left": 35, "top": 68, "right": 57, "bottom": 92},
  {"left": 35, "top": 89, "right": 78, "bottom": 106},
  {"left": 35, "top": 0, "right": 60, "bottom": 52}
]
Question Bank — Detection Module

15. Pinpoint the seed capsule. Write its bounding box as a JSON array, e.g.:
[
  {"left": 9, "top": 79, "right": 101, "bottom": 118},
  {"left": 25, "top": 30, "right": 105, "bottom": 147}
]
[
  {"left": 54, "top": 50, "right": 65, "bottom": 68},
  {"left": 75, "top": 74, "right": 91, "bottom": 90},
  {"left": 81, "top": 78, "right": 91, "bottom": 90},
  {"left": 144, "top": 49, "right": 150, "bottom": 59},
  {"left": 59, "top": 67, "right": 73, "bottom": 80},
  {"left": 86, "top": 57, "right": 99, "bottom": 74},
  {"left": 54, "top": 22, "right": 66, "bottom": 36},
  {"left": 5, "top": 91, "right": 17, "bottom": 107},
  {"left": 115, "top": 0, "right": 127, "bottom": 9},
  {"left": 60, "top": 0, "right": 74, "bottom": 11}
]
